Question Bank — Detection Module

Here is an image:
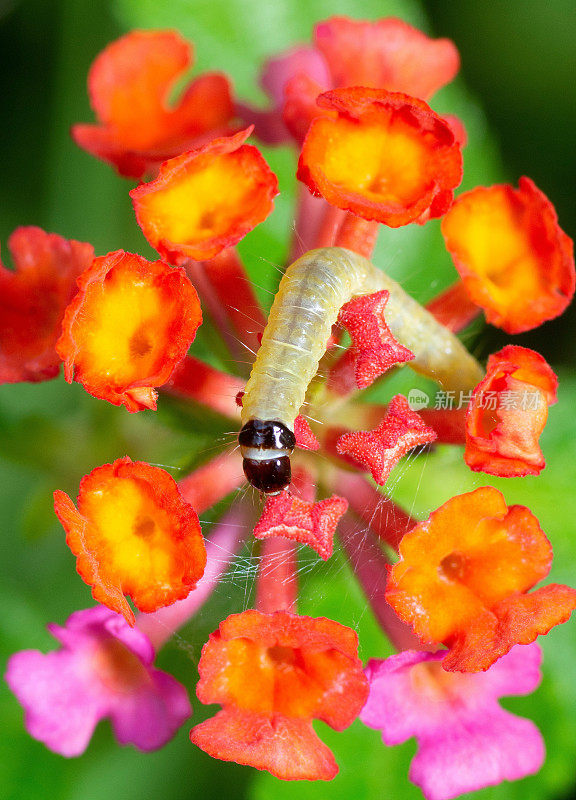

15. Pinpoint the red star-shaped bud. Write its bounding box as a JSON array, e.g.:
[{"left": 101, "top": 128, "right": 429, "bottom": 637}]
[
  {"left": 253, "top": 491, "right": 348, "bottom": 561},
  {"left": 294, "top": 415, "right": 320, "bottom": 450},
  {"left": 335, "top": 290, "right": 414, "bottom": 390},
  {"left": 336, "top": 395, "right": 437, "bottom": 485}
]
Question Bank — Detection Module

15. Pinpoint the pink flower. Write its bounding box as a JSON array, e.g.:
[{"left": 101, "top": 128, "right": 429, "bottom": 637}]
[
  {"left": 5, "top": 606, "right": 191, "bottom": 756},
  {"left": 361, "top": 645, "right": 544, "bottom": 800}
]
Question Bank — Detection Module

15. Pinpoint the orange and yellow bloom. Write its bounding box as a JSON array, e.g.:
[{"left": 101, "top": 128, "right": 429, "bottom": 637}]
[
  {"left": 190, "top": 610, "right": 368, "bottom": 780},
  {"left": 57, "top": 250, "right": 201, "bottom": 411},
  {"left": 386, "top": 487, "right": 576, "bottom": 672},
  {"left": 131, "top": 128, "right": 279, "bottom": 264},
  {"left": 298, "top": 88, "right": 462, "bottom": 227},
  {"left": 54, "top": 457, "right": 206, "bottom": 626},
  {"left": 4, "top": 15, "right": 576, "bottom": 799},
  {"left": 441, "top": 177, "right": 575, "bottom": 333}
]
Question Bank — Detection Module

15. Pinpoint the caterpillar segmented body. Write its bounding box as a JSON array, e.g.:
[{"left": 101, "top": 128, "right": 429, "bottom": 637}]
[{"left": 239, "top": 247, "right": 483, "bottom": 493}]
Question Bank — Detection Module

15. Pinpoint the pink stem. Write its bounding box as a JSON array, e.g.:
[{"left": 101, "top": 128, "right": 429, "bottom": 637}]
[
  {"left": 255, "top": 537, "right": 298, "bottom": 614},
  {"left": 337, "top": 514, "right": 421, "bottom": 652},
  {"left": 164, "top": 355, "right": 243, "bottom": 419},
  {"left": 426, "top": 281, "right": 480, "bottom": 332},
  {"left": 184, "top": 258, "right": 244, "bottom": 361},
  {"left": 289, "top": 187, "right": 330, "bottom": 261},
  {"left": 335, "top": 214, "right": 379, "bottom": 259},
  {"left": 201, "top": 248, "right": 267, "bottom": 356},
  {"left": 327, "top": 348, "right": 360, "bottom": 397},
  {"left": 314, "top": 204, "right": 347, "bottom": 248},
  {"left": 136, "top": 503, "right": 251, "bottom": 650},
  {"left": 178, "top": 450, "right": 246, "bottom": 515},
  {"left": 333, "top": 470, "right": 415, "bottom": 552}
]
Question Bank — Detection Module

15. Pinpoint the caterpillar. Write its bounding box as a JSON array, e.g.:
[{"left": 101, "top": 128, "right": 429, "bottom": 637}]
[{"left": 239, "top": 247, "right": 483, "bottom": 493}]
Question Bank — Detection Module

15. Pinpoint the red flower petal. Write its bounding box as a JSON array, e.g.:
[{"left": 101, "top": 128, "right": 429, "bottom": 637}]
[
  {"left": 332, "top": 290, "right": 415, "bottom": 391},
  {"left": 441, "top": 178, "right": 575, "bottom": 333},
  {"left": 54, "top": 457, "right": 206, "bottom": 626},
  {"left": 297, "top": 88, "right": 463, "bottom": 227},
  {"left": 336, "top": 395, "right": 437, "bottom": 484},
  {"left": 0, "top": 227, "right": 93, "bottom": 384},
  {"left": 465, "top": 346, "right": 558, "bottom": 477},
  {"left": 386, "top": 487, "right": 575, "bottom": 670},
  {"left": 131, "top": 128, "right": 278, "bottom": 263},
  {"left": 314, "top": 16, "right": 459, "bottom": 100},
  {"left": 191, "top": 709, "right": 338, "bottom": 780},
  {"left": 72, "top": 30, "right": 235, "bottom": 178},
  {"left": 190, "top": 609, "right": 368, "bottom": 778},
  {"left": 253, "top": 491, "right": 348, "bottom": 560},
  {"left": 57, "top": 250, "right": 201, "bottom": 412},
  {"left": 294, "top": 415, "right": 320, "bottom": 450}
]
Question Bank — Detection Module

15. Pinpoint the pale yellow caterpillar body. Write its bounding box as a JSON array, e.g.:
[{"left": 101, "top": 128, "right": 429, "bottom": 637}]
[{"left": 239, "top": 247, "right": 483, "bottom": 493}]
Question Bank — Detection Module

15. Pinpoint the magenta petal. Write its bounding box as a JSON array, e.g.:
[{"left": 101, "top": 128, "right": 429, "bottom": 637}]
[
  {"left": 103, "top": 612, "right": 155, "bottom": 665},
  {"left": 362, "top": 650, "right": 446, "bottom": 743},
  {"left": 361, "top": 647, "right": 545, "bottom": 800},
  {"left": 109, "top": 668, "right": 192, "bottom": 751},
  {"left": 6, "top": 606, "right": 192, "bottom": 755},
  {"left": 260, "top": 45, "right": 330, "bottom": 105},
  {"left": 49, "top": 607, "right": 155, "bottom": 664},
  {"left": 5, "top": 649, "right": 104, "bottom": 757},
  {"left": 411, "top": 710, "right": 545, "bottom": 800},
  {"left": 235, "top": 102, "right": 290, "bottom": 145},
  {"left": 476, "top": 643, "right": 542, "bottom": 698},
  {"left": 239, "top": 45, "right": 331, "bottom": 145}
]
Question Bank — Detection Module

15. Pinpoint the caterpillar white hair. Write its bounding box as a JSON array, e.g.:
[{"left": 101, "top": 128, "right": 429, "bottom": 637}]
[{"left": 239, "top": 247, "right": 483, "bottom": 493}]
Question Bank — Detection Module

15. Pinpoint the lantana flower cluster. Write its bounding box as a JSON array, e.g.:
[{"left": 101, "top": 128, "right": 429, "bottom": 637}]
[{"left": 3, "top": 17, "right": 576, "bottom": 800}]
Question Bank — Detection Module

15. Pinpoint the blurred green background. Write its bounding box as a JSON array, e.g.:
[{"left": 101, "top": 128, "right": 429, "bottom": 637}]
[{"left": 1, "top": 1, "right": 575, "bottom": 799}]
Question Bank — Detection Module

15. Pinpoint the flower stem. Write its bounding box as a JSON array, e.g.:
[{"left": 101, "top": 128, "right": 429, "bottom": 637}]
[
  {"left": 314, "top": 204, "right": 347, "bottom": 248},
  {"left": 338, "top": 514, "right": 421, "bottom": 652},
  {"left": 164, "top": 355, "right": 243, "bottom": 419},
  {"left": 184, "top": 257, "right": 245, "bottom": 363},
  {"left": 201, "top": 248, "right": 267, "bottom": 356},
  {"left": 426, "top": 281, "right": 480, "bottom": 332},
  {"left": 289, "top": 186, "right": 330, "bottom": 261},
  {"left": 256, "top": 537, "right": 298, "bottom": 614},
  {"left": 178, "top": 451, "right": 246, "bottom": 514},
  {"left": 335, "top": 214, "right": 379, "bottom": 259},
  {"left": 333, "top": 470, "right": 415, "bottom": 552},
  {"left": 418, "top": 407, "right": 467, "bottom": 443}
]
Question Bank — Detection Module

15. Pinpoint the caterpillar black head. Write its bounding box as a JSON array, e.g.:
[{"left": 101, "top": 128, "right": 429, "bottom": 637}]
[{"left": 239, "top": 419, "right": 296, "bottom": 494}]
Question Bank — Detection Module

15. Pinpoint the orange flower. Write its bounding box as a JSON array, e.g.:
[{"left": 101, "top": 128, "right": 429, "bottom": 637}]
[
  {"left": 0, "top": 227, "right": 93, "bottom": 384},
  {"left": 190, "top": 610, "right": 369, "bottom": 780},
  {"left": 386, "top": 487, "right": 576, "bottom": 672},
  {"left": 297, "top": 88, "right": 462, "bottom": 227},
  {"left": 441, "top": 177, "right": 575, "bottom": 333},
  {"left": 314, "top": 16, "right": 459, "bottom": 100},
  {"left": 259, "top": 16, "right": 460, "bottom": 145},
  {"left": 465, "top": 345, "right": 558, "bottom": 477},
  {"left": 54, "top": 457, "right": 206, "bottom": 626},
  {"left": 57, "top": 250, "right": 201, "bottom": 412},
  {"left": 131, "top": 128, "right": 279, "bottom": 264},
  {"left": 72, "top": 30, "right": 234, "bottom": 178}
]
